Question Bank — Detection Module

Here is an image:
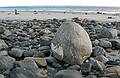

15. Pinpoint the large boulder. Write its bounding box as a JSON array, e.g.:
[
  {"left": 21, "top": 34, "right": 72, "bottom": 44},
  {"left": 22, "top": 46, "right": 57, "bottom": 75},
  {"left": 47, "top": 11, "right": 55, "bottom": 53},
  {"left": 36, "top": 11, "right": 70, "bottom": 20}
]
[
  {"left": 54, "top": 70, "right": 83, "bottom": 78},
  {"left": 9, "top": 58, "right": 47, "bottom": 78},
  {"left": 51, "top": 21, "right": 92, "bottom": 64}
]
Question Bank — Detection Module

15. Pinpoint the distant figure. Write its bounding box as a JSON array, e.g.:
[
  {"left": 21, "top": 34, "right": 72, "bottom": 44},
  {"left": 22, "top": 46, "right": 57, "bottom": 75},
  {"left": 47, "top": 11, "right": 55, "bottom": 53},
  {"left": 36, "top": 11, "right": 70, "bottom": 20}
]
[
  {"left": 33, "top": 10, "right": 38, "bottom": 14},
  {"left": 14, "top": 9, "right": 18, "bottom": 15}
]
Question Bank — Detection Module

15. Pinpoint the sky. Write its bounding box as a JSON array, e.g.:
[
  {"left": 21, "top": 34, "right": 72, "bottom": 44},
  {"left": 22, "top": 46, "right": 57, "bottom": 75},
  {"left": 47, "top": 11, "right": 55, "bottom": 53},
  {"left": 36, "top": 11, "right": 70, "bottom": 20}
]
[{"left": 0, "top": 0, "right": 120, "bottom": 7}]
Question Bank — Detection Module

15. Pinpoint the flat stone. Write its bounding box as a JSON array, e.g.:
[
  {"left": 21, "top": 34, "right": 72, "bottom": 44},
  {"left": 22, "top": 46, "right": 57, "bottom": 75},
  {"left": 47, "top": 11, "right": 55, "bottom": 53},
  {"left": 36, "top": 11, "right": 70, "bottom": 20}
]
[
  {"left": 34, "top": 58, "right": 47, "bottom": 67},
  {"left": 104, "top": 66, "right": 120, "bottom": 73},
  {"left": 0, "top": 51, "right": 8, "bottom": 56},
  {"left": 99, "top": 39, "right": 112, "bottom": 48},
  {"left": 86, "top": 75, "right": 97, "bottom": 78},
  {"left": 67, "top": 65, "right": 80, "bottom": 71},
  {"left": 54, "top": 70, "right": 83, "bottom": 78}
]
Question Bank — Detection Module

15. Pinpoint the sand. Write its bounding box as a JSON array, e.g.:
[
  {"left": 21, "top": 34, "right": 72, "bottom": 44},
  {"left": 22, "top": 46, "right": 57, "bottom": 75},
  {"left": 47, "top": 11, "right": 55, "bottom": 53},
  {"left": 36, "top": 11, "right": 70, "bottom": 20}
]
[{"left": 0, "top": 11, "right": 120, "bottom": 22}]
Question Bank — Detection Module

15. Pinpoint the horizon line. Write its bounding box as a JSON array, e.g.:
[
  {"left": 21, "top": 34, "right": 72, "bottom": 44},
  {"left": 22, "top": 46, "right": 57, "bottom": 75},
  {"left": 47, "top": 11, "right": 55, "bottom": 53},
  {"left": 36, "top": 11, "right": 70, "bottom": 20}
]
[{"left": 0, "top": 5, "right": 120, "bottom": 8}]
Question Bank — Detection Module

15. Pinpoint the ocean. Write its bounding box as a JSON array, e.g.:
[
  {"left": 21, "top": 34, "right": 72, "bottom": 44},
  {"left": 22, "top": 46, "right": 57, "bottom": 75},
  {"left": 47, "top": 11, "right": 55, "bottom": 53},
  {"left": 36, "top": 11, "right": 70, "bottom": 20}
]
[{"left": 0, "top": 6, "right": 120, "bottom": 13}]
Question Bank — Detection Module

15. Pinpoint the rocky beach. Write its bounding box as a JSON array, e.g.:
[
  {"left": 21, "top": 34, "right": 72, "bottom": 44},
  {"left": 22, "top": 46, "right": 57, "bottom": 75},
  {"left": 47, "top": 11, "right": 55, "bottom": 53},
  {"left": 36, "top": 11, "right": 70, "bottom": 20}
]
[{"left": 0, "top": 11, "right": 120, "bottom": 78}]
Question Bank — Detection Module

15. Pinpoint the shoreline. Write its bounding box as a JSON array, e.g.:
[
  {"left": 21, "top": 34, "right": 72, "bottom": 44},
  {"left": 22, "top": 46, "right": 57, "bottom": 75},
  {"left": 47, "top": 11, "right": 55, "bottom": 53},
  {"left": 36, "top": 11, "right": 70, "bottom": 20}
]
[{"left": 0, "top": 11, "right": 120, "bottom": 22}]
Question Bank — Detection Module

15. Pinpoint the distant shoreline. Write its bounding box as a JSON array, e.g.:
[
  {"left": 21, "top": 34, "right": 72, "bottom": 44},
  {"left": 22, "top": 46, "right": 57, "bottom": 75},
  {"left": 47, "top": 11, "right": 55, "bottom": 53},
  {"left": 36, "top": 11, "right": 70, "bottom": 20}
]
[
  {"left": 0, "top": 10, "right": 120, "bottom": 15},
  {"left": 0, "top": 10, "right": 120, "bottom": 22}
]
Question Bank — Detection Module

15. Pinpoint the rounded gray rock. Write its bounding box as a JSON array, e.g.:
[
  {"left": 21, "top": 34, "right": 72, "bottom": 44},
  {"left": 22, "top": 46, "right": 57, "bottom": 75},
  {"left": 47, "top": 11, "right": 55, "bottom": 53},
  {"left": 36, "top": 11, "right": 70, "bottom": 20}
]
[
  {"left": 0, "top": 56, "right": 15, "bottom": 73},
  {"left": 51, "top": 21, "right": 92, "bottom": 64},
  {"left": 99, "top": 28, "right": 118, "bottom": 38},
  {"left": 0, "top": 74, "right": 4, "bottom": 78},
  {"left": 9, "top": 48, "right": 24, "bottom": 57}
]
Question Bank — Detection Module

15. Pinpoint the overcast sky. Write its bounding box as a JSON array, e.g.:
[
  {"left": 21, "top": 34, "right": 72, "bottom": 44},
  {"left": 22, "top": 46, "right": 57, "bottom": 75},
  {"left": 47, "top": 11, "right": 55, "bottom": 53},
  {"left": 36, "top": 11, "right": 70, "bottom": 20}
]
[{"left": 0, "top": 0, "right": 120, "bottom": 7}]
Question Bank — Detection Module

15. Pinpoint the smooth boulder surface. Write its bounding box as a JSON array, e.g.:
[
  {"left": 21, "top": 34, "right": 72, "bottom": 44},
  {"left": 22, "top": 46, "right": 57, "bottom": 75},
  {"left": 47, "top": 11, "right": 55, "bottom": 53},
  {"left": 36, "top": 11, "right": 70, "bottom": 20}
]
[{"left": 51, "top": 21, "right": 92, "bottom": 64}]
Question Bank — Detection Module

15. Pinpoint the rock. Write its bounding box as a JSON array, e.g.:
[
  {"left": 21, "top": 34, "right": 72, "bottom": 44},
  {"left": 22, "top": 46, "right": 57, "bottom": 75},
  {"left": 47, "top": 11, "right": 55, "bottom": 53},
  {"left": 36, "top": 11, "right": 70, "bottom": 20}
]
[
  {"left": 103, "top": 73, "right": 118, "bottom": 78},
  {"left": 88, "top": 58, "right": 105, "bottom": 71},
  {"left": 4, "top": 29, "right": 12, "bottom": 36},
  {"left": 8, "top": 48, "right": 24, "bottom": 57},
  {"left": 40, "top": 28, "right": 51, "bottom": 35},
  {"left": 51, "top": 21, "right": 92, "bottom": 64},
  {"left": 52, "top": 62, "right": 62, "bottom": 68},
  {"left": 86, "top": 75, "right": 97, "bottom": 78},
  {"left": 95, "top": 55, "right": 108, "bottom": 64},
  {"left": 92, "top": 46, "right": 106, "bottom": 57},
  {"left": 10, "top": 58, "right": 48, "bottom": 78},
  {"left": 47, "top": 66, "right": 57, "bottom": 78},
  {"left": 54, "top": 70, "right": 83, "bottom": 78},
  {"left": 0, "top": 51, "right": 8, "bottom": 56},
  {"left": 0, "top": 74, "right": 4, "bottom": 78},
  {"left": 39, "top": 36, "right": 51, "bottom": 46},
  {"left": 45, "top": 56, "right": 57, "bottom": 64},
  {"left": 0, "top": 39, "right": 8, "bottom": 50},
  {"left": 0, "top": 56, "right": 15, "bottom": 73},
  {"left": 34, "top": 58, "right": 47, "bottom": 67},
  {"left": 104, "top": 66, "right": 120, "bottom": 73},
  {"left": 110, "top": 39, "right": 120, "bottom": 49},
  {"left": 38, "top": 46, "right": 50, "bottom": 51},
  {"left": 92, "top": 39, "right": 99, "bottom": 47},
  {"left": 0, "top": 26, "right": 4, "bottom": 34},
  {"left": 106, "top": 60, "right": 119, "bottom": 65},
  {"left": 23, "top": 49, "right": 34, "bottom": 57},
  {"left": 92, "top": 60, "right": 105, "bottom": 71},
  {"left": 99, "top": 28, "right": 118, "bottom": 38},
  {"left": 67, "top": 65, "right": 80, "bottom": 71},
  {"left": 99, "top": 39, "right": 112, "bottom": 48},
  {"left": 80, "top": 63, "right": 92, "bottom": 73}
]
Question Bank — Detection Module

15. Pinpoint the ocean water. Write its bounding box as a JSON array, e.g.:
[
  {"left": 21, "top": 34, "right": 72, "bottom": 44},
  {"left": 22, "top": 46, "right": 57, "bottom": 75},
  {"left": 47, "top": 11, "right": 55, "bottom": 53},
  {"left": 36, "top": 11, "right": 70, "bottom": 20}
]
[{"left": 0, "top": 6, "right": 120, "bottom": 13}]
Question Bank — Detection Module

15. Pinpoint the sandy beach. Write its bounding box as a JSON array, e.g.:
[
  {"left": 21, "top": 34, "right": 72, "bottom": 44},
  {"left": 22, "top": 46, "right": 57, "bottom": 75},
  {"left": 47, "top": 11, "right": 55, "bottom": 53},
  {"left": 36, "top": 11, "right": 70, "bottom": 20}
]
[{"left": 0, "top": 11, "right": 120, "bottom": 22}]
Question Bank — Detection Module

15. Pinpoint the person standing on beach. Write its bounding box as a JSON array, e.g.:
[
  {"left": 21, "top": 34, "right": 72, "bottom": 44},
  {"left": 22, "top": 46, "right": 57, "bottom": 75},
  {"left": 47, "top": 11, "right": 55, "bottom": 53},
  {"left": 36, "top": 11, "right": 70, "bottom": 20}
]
[{"left": 14, "top": 9, "right": 18, "bottom": 15}]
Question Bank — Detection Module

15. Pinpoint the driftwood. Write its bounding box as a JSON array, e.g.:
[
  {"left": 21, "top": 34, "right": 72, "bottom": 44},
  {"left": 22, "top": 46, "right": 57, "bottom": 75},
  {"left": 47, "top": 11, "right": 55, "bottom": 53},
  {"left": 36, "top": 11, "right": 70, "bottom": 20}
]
[{"left": 51, "top": 21, "right": 92, "bottom": 64}]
